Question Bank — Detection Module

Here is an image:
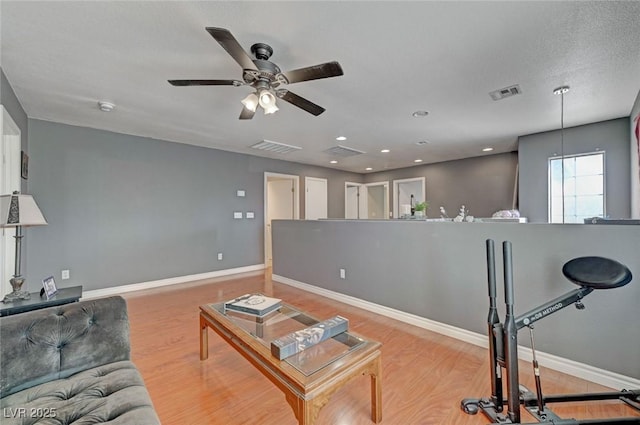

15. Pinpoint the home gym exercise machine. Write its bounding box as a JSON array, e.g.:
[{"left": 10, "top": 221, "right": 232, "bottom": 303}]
[{"left": 461, "top": 239, "right": 640, "bottom": 424}]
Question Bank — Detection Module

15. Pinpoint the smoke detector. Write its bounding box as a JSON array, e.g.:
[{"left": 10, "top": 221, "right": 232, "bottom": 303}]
[{"left": 98, "top": 101, "right": 115, "bottom": 112}]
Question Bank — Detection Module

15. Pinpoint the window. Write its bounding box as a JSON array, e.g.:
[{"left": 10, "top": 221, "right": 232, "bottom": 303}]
[{"left": 548, "top": 152, "right": 605, "bottom": 223}]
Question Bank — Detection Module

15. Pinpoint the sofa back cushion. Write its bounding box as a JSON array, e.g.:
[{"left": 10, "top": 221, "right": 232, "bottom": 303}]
[{"left": 0, "top": 296, "right": 130, "bottom": 398}]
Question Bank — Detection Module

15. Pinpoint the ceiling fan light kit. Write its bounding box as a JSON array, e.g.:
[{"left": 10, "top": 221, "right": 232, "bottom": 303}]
[
  {"left": 241, "top": 93, "right": 259, "bottom": 112},
  {"left": 169, "top": 27, "right": 344, "bottom": 120},
  {"left": 258, "top": 89, "right": 278, "bottom": 114}
]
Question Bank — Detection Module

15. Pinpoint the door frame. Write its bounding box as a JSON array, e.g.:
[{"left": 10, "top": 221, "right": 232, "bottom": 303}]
[
  {"left": 392, "top": 177, "right": 426, "bottom": 218},
  {"left": 1, "top": 106, "right": 22, "bottom": 298},
  {"left": 264, "top": 172, "right": 299, "bottom": 266},
  {"left": 365, "top": 180, "right": 389, "bottom": 219}
]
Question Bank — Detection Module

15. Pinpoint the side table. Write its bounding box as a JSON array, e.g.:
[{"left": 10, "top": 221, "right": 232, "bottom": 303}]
[{"left": 0, "top": 285, "right": 83, "bottom": 316}]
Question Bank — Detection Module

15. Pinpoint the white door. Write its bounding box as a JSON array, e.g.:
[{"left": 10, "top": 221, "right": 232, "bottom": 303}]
[
  {"left": 0, "top": 106, "right": 22, "bottom": 298},
  {"left": 305, "top": 177, "right": 328, "bottom": 220},
  {"left": 344, "top": 182, "right": 366, "bottom": 219},
  {"left": 345, "top": 184, "right": 360, "bottom": 219},
  {"left": 264, "top": 173, "right": 299, "bottom": 266}
]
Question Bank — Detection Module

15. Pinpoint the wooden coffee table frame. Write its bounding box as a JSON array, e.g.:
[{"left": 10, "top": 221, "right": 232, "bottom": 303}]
[{"left": 199, "top": 304, "right": 382, "bottom": 425}]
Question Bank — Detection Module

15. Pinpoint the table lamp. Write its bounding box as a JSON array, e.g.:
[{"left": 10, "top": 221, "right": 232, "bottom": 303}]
[{"left": 0, "top": 191, "right": 48, "bottom": 302}]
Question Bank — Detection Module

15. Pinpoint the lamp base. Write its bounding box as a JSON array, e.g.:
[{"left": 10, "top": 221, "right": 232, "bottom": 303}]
[{"left": 2, "top": 277, "right": 31, "bottom": 303}]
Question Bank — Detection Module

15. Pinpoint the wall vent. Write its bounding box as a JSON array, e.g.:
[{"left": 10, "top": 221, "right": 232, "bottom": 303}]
[
  {"left": 250, "top": 140, "right": 302, "bottom": 154},
  {"left": 323, "top": 145, "right": 366, "bottom": 157},
  {"left": 489, "top": 84, "right": 522, "bottom": 101}
]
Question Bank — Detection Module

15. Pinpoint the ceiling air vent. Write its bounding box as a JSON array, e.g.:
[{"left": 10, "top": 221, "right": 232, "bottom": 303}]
[
  {"left": 250, "top": 140, "right": 302, "bottom": 155},
  {"left": 323, "top": 145, "right": 366, "bottom": 157},
  {"left": 489, "top": 84, "right": 522, "bottom": 101}
]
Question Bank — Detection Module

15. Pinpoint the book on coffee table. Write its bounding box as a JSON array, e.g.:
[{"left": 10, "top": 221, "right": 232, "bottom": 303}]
[
  {"left": 271, "top": 315, "right": 349, "bottom": 360},
  {"left": 224, "top": 294, "right": 282, "bottom": 317}
]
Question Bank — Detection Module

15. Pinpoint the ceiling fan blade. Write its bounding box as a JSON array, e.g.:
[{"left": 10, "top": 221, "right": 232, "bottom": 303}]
[
  {"left": 239, "top": 106, "right": 256, "bottom": 120},
  {"left": 205, "top": 27, "right": 259, "bottom": 71},
  {"left": 168, "top": 79, "right": 243, "bottom": 86},
  {"left": 276, "top": 90, "right": 325, "bottom": 116},
  {"left": 278, "top": 61, "right": 343, "bottom": 85}
]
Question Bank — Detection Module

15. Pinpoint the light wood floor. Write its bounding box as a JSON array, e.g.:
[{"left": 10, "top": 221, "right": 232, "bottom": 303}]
[{"left": 123, "top": 270, "right": 639, "bottom": 425}]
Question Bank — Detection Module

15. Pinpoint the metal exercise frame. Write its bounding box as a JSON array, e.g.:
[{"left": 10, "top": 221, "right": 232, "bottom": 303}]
[{"left": 461, "top": 239, "right": 640, "bottom": 425}]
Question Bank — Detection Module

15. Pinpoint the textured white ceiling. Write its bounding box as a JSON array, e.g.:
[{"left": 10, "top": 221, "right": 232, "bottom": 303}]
[{"left": 2, "top": 1, "right": 639, "bottom": 173}]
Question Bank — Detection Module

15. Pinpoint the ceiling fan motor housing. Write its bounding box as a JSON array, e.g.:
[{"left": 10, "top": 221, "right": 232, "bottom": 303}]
[
  {"left": 243, "top": 59, "right": 281, "bottom": 86},
  {"left": 241, "top": 43, "right": 284, "bottom": 86},
  {"left": 251, "top": 43, "right": 273, "bottom": 60}
]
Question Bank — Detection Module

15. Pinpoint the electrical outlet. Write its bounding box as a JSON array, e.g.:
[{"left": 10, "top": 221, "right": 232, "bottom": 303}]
[
  {"left": 217, "top": 253, "right": 223, "bottom": 261},
  {"left": 61, "top": 269, "right": 70, "bottom": 280},
  {"left": 339, "top": 268, "right": 346, "bottom": 279}
]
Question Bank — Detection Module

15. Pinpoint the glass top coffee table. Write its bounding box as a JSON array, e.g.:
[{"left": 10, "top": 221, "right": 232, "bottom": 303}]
[{"left": 199, "top": 300, "right": 382, "bottom": 425}]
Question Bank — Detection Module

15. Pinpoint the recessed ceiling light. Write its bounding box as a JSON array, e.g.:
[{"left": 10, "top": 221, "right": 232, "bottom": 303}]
[
  {"left": 414, "top": 159, "right": 423, "bottom": 163},
  {"left": 380, "top": 149, "right": 390, "bottom": 153},
  {"left": 412, "top": 110, "right": 429, "bottom": 117},
  {"left": 98, "top": 101, "right": 115, "bottom": 112},
  {"left": 336, "top": 136, "right": 347, "bottom": 141},
  {"left": 482, "top": 147, "right": 494, "bottom": 152},
  {"left": 365, "top": 167, "right": 373, "bottom": 171},
  {"left": 330, "top": 160, "right": 338, "bottom": 164}
]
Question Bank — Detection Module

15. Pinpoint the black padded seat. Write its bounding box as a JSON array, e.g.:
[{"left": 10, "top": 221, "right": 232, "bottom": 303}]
[{"left": 562, "top": 256, "right": 632, "bottom": 289}]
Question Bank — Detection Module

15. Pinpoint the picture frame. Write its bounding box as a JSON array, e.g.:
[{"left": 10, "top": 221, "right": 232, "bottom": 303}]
[
  {"left": 21, "top": 151, "right": 29, "bottom": 180},
  {"left": 42, "top": 275, "right": 58, "bottom": 299}
]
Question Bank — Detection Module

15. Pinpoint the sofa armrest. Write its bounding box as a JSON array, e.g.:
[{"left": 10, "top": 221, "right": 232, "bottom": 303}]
[{"left": 1, "top": 296, "right": 130, "bottom": 398}]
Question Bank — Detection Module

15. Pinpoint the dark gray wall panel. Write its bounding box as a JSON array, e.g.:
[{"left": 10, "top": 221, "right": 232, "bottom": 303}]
[
  {"left": 519, "top": 118, "right": 630, "bottom": 223},
  {"left": 272, "top": 220, "right": 640, "bottom": 379},
  {"left": 25, "top": 119, "right": 361, "bottom": 290}
]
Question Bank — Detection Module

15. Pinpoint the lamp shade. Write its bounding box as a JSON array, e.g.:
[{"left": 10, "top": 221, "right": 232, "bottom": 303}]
[{"left": 0, "top": 192, "right": 47, "bottom": 227}]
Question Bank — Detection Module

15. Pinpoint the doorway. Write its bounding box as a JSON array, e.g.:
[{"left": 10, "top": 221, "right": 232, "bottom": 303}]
[
  {"left": 264, "top": 172, "right": 299, "bottom": 267},
  {"left": 345, "top": 181, "right": 389, "bottom": 219},
  {"left": 393, "top": 177, "right": 426, "bottom": 218},
  {"left": 0, "top": 106, "right": 22, "bottom": 299}
]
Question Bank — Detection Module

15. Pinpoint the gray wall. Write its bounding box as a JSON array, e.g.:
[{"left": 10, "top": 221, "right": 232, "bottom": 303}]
[
  {"left": 518, "top": 118, "right": 631, "bottom": 223},
  {"left": 364, "top": 152, "right": 518, "bottom": 219},
  {"left": 272, "top": 219, "right": 640, "bottom": 379},
  {"left": 25, "top": 119, "right": 361, "bottom": 290}
]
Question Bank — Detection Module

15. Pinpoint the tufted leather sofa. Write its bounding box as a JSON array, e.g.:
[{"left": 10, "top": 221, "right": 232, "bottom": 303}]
[{"left": 0, "top": 296, "right": 160, "bottom": 424}]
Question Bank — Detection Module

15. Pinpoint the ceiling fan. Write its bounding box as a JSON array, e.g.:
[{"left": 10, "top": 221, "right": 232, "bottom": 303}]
[{"left": 169, "top": 27, "right": 344, "bottom": 120}]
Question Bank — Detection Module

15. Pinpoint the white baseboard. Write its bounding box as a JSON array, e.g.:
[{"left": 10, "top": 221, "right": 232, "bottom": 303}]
[
  {"left": 82, "top": 264, "right": 265, "bottom": 300},
  {"left": 273, "top": 274, "right": 640, "bottom": 391}
]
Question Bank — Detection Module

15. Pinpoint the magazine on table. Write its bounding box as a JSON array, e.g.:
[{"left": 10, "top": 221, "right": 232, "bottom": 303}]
[{"left": 224, "top": 294, "right": 282, "bottom": 317}]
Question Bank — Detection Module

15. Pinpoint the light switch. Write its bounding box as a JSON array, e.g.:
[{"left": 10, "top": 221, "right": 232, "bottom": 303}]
[
  {"left": 237, "top": 190, "right": 246, "bottom": 197},
  {"left": 246, "top": 212, "right": 255, "bottom": 219},
  {"left": 234, "top": 212, "right": 243, "bottom": 219}
]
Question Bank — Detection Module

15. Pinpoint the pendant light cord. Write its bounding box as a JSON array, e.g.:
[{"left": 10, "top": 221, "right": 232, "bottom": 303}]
[
  {"left": 554, "top": 85, "right": 569, "bottom": 224},
  {"left": 561, "top": 90, "right": 565, "bottom": 224}
]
